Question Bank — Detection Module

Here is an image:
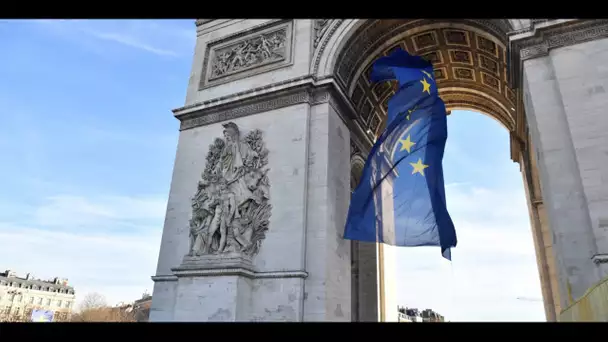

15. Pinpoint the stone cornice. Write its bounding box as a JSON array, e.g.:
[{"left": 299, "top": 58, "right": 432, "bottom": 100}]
[
  {"left": 508, "top": 19, "right": 608, "bottom": 89},
  {"left": 150, "top": 275, "right": 178, "bottom": 282},
  {"left": 177, "top": 83, "right": 316, "bottom": 131},
  {"left": 171, "top": 268, "right": 309, "bottom": 279},
  {"left": 512, "top": 20, "right": 608, "bottom": 61},
  {"left": 195, "top": 19, "right": 213, "bottom": 27},
  {"left": 174, "top": 76, "right": 369, "bottom": 147},
  {"left": 592, "top": 254, "right": 608, "bottom": 265},
  {"left": 174, "top": 76, "right": 315, "bottom": 118},
  {"left": 152, "top": 269, "right": 309, "bottom": 280}
]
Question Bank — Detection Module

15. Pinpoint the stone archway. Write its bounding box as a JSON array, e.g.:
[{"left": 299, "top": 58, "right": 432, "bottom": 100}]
[
  {"left": 313, "top": 19, "right": 601, "bottom": 322},
  {"left": 150, "top": 19, "right": 608, "bottom": 322}
]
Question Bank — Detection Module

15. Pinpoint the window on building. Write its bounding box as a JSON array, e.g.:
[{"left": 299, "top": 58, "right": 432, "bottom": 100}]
[
  {"left": 66, "top": 301, "right": 72, "bottom": 309},
  {"left": 56, "top": 300, "right": 62, "bottom": 307},
  {"left": 15, "top": 295, "right": 22, "bottom": 302},
  {"left": 14, "top": 307, "right": 20, "bottom": 316},
  {"left": 37, "top": 297, "right": 43, "bottom": 305},
  {"left": 29, "top": 296, "right": 35, "bottom": 304},
  {"left": 45, "top": 298, "right": 51, "bottom": 306},
  {"left": 8, "top": 294, "right": 14, "bottom": 301}
]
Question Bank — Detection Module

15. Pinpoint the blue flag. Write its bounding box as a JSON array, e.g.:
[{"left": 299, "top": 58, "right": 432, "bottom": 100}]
[
  {"left": 344, "top": 48, "right": 457, "bottom": 260},
  {"left": 31, "top": 309, "right": 54, "bottom": 322}
]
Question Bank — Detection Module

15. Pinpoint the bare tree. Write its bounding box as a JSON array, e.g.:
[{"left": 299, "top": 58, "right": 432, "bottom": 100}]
[
  {"left": 0, "top": 311, "right": 30, "bottom": 322},
  {"left": 79, "top": 292, "right": 107, "bottom": 311},
  {"left": 70, "top": 293, "right": 135, "bottom": 322}
]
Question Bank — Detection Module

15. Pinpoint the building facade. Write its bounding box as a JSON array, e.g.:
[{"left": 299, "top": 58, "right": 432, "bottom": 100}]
[
  {"left": 0, "top": 269, "right": 76, "bottom": 321},
  {"left": 397, "top": 307, "right": 445, "bottom": 322},
  {"left": 132, "top": 293, "right": 152, "bottom": 322},
  {"left": 150, "top": 19, "right": 608, "bottom": 322}
]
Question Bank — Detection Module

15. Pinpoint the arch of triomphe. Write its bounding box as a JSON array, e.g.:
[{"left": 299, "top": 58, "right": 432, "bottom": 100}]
[{"left": 149, "top": 19, "right": 608, "bottom": 322}]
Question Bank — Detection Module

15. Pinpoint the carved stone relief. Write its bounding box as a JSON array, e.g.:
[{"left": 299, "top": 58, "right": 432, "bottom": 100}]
[
  {"left": 187, "top": 122, "right": 272, "bottom": 259},
  {"left": 210, "top": 30, "right": 287, "bottom": 80},
  {"left": 200, "top": 20, "right": 294, "bottom": 89}
]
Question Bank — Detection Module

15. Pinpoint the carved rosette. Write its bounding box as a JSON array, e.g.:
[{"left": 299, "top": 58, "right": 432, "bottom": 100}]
[{"left": 187, "top": 122, "right": 272, "bottom": 260}]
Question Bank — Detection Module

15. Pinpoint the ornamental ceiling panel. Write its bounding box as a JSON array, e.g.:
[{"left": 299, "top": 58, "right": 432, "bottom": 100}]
[{"left": 334, "top": 20, "right": 517, "bottom": 138}]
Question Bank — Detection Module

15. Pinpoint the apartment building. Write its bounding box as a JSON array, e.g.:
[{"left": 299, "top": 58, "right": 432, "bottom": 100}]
[
  {"left": 397, "top": 306, "right": 445, "bottom": 322},
  {"left": 132, "top": 292, "right": 152, "bottom": 322},
  {"left": 0, "top": 269, "right": 76, "bottom": 321}
]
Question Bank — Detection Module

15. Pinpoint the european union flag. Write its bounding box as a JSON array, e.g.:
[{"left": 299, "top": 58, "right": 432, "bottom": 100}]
[
  {"left": 344, "top": 48, "right": 457, "bottom": 260},
  {"left": 31, "top": 309, "right": 54, "bottom": 322}
]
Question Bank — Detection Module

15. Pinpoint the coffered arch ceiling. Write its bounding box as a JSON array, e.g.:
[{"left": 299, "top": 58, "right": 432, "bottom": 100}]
[{"left": 331, "top": 20, "right": 525, "bottom": 161}]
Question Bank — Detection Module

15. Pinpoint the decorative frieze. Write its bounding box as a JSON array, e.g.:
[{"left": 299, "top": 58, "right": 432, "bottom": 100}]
[
  {"left": 514, "top": 20, "right": 608, "bottom": 61},
  {"left": 200, "top": 20, "right": 294, "bottom": 89}
]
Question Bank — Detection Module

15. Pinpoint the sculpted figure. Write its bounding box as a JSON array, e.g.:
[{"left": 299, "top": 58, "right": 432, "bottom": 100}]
[
  {"left": 230, "top": 43, "right": 248, "bottom": 71},
  {"left": 213, "top": 51, "right": 232, "bottom": 77},
  {"left": 186, "top": 122, "right": 272, "bottom": 258},
  {"left": 259, "top": 36, "right": 273, "bottom": 60}
]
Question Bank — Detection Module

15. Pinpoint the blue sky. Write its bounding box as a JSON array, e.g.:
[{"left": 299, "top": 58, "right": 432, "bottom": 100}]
[{"left": 0, "top": 19, "right": 544, "bottom": 320}]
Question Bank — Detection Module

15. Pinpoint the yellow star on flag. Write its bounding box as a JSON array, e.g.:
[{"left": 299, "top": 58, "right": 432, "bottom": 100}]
[
  {"left": 410, "top": 158, "right": 429, "bottom": 176},
  {"left": 420, "top": 78, "right": 431, "bottom": 94},
  {"left": 399, "top": 135, "right": 416, "bottom": 153}
]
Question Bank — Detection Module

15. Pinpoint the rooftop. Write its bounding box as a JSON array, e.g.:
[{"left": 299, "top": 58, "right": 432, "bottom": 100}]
[
  {"left": 0, "top": 269, "right": 75, "bottom": 293},
  {"left": 397, "top": 306, "right": 445, "bottom": 321}
]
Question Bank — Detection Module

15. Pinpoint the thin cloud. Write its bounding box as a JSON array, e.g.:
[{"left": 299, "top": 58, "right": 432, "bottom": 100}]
[
  {"left": 87, "top": 31, "right": 179, "bottom": 57},
  {"left": 394, "top": 184, "right": 545, "bottom": 322},
  {"left": 0, "top": 194, "right": 165, "bottom": 307},
  {"left": 32, "top": 195, "right": 167, "bottom": 231},
  {"left": 21, "top": 19, "right": 193, "bottom": 58}
]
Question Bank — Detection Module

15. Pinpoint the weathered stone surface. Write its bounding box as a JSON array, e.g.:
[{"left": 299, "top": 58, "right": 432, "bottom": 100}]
[
  {"left": 186, "top": 122, "right": 271, "bottom": 259},
  {"left": 152, "top": 18, "right": 608, "bottom": 322},
  {"left": 522, "top": 53, "right": 600, "bottom": 309}
]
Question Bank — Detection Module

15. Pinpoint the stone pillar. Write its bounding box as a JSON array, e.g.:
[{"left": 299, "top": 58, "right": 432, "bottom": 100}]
[
  {"left": 512, "top": 19, "right": 608, "bottom": 311},
  {"left": 522, "top": 56, "right": 599, "bottom": 309},
  {"left": 545, "top": 37, "right": 608, "bottom": 278},
  {"left": 349, "top": 152, "right": 380, "bottom": 322},
  {"left": 521, "top": 145, "right": 560, "bottom": 321},
  {"left": 149, "top": 19, "right": 351, "bottom": 321},
  {"left": 149, "top": 86, "right": 353, "bottom": 321},
  {"left": 302, "top": 90, "right": 352, "bottom": 321},
  {"left": 350, "top": 241, "right": 379, "bottom": 322}
]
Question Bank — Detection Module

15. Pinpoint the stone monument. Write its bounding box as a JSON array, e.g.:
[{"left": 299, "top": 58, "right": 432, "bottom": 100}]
[{"left": 151, "top": 19, "right": 608, "bottom": 322}]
